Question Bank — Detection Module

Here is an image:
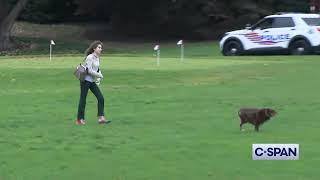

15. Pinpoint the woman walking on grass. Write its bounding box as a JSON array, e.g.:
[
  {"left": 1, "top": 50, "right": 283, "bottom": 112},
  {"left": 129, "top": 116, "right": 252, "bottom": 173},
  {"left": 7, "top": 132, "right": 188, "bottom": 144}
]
[{"left": 76, "top": 40, "right": 110, "bottom": 125}]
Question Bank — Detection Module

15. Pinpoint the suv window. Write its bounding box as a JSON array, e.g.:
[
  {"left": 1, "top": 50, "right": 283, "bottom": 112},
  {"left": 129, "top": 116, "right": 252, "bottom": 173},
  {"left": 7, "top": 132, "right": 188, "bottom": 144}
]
[
  {"left": 252, "top": 18, "right": 274, "bottom": 30},
  {"left": 302, "top": 18, "right": 320, "bottom": 26},
  {"left": 272, "top": 17, "right": 295, "bottom": 28}
]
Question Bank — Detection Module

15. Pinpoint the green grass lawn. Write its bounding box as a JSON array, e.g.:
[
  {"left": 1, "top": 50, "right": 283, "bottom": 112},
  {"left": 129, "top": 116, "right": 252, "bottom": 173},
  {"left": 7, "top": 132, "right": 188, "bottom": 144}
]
[{"left": 0, "top": 42, "right": 320, "bottom": 180}]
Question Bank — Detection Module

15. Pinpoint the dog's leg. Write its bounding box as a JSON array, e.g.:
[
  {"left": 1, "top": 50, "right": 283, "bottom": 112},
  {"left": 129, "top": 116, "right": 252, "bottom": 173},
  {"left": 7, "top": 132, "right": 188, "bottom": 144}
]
[
  {"left": 239, "top": 117, "right": 245, "bottom": 131},
  {"left": 240, "top": 122, "right": 245, "bottom": 131},
  {"left": 253, "top": 117, "right": 259, "bottom": 132}
]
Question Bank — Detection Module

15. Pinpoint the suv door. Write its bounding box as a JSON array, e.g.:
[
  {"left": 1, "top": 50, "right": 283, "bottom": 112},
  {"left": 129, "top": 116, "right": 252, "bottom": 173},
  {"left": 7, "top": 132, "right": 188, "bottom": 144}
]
[
  {"left": 244, "top": 18, "right": 275, "bottom": 49},
  {"left": 266, "top": 17, "right": 296, "bottom": 48}
]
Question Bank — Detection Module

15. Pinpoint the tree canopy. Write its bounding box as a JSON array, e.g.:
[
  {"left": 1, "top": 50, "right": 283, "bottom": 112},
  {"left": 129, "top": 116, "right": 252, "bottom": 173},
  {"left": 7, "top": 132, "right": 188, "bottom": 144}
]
[{"left": 0, "top": 0, "right": 312, "bottom": 50}]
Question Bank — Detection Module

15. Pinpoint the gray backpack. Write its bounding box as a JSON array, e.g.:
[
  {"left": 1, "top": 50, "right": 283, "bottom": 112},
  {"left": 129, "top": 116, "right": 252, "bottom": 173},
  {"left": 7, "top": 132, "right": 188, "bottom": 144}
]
[{"left": 73, "top": 63, "right": 87, "bottom": 82}]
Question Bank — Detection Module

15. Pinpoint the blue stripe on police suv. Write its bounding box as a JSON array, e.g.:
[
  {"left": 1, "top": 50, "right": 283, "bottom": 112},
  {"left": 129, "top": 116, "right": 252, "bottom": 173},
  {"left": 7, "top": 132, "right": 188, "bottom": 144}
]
[{"left": 252, "top": 144, "right": 299, "bottom": 160}]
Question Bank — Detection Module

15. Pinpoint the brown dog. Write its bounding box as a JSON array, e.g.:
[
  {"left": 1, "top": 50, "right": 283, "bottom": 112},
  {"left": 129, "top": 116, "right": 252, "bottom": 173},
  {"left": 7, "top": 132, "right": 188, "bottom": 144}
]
[{"left": 238, "top": 108, "right": 277, "bottom": 131}]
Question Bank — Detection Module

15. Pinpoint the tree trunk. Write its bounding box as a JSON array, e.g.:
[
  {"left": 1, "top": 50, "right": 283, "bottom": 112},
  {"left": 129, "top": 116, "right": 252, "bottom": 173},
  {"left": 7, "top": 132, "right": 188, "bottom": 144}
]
[
  {"left": 0, "top": 0, "right": 29, "bottom": 51},
  {"left": 0, "top": 26, "right": 13, "bottom": 50}
]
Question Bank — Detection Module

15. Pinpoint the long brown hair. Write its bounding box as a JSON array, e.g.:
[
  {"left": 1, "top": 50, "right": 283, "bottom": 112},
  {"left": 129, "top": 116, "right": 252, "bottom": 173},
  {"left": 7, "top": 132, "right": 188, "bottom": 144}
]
[{"left": 85, "top": 40, "right": 103, "bottom": 56}]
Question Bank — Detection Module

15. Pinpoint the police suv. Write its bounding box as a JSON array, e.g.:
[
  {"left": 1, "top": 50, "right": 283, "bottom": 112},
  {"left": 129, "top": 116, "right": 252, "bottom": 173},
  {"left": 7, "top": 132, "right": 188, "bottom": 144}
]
[{"left": 220, "top": 13, "right": 320, "bottom": 55}]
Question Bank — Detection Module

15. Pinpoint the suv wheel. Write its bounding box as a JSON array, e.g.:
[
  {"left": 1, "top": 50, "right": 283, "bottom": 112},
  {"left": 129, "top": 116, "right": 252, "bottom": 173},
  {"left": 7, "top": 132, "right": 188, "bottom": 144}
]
[
  {"left": 289, "top": 40, "right": 311, "bottom": 55},
  {"left": 223, "top": 40, "right": 243, "bottom": 56}
]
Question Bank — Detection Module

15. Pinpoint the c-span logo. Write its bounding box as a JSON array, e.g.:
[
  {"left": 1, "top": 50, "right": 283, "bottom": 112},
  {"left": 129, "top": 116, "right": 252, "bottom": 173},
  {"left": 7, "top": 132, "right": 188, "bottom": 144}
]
[{"left": 252, "top": 144, "right": 299, "bottom": 160}]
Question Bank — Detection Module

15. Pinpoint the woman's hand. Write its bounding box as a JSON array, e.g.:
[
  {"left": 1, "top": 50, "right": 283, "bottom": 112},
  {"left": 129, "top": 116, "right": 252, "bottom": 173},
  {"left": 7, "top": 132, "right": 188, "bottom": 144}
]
[
  {"left": 98, "top": 71, "right": 103, "bottom": 78},
  {"left": 96, "top": 77, "right": 102, "bottom": 85}
]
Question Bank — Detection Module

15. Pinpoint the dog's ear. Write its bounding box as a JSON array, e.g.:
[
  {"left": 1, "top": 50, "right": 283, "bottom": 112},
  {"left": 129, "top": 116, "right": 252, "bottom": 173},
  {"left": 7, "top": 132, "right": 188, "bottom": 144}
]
[
  {"left": 266, "top": 108, "right": 276, "bottom": 117},
  {"left": 263, "top": 108, "right": 273, "bottom": 117}
]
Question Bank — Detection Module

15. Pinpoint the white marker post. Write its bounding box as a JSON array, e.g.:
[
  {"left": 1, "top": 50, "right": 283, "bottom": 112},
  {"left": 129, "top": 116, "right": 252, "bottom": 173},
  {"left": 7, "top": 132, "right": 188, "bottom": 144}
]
[
  {"left": 177, "top": 40, "right": 184, "bottom": 61},
  {"left": 50, "top": 40, "right": 55, "bottom": 61},
  {"left": 153, "top": 45, "right": 160, "bottom": 66}
]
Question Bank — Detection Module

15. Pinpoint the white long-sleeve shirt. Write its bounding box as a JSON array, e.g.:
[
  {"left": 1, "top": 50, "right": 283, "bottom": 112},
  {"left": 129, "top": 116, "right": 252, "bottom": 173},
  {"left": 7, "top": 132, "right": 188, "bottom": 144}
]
[{"left": 84, "top": 53, "right": 103, "bottom": 82}]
